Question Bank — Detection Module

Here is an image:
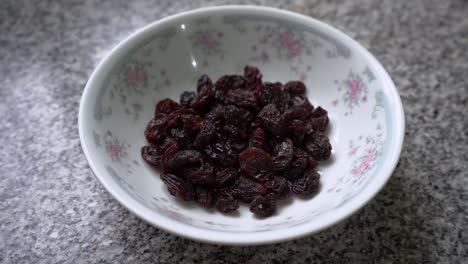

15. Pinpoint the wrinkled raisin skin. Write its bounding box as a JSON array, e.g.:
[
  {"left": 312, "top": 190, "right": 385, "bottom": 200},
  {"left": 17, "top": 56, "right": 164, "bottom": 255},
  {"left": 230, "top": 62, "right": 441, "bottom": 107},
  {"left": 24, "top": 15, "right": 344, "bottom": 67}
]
[
  {"left": 214, "top": 189, "right": 239, "bottom": 213},
  {"left": 291, "top": 169, "right": 320, "bottom": 195},
  {"left": 160, "top": 174, "right": 195, "bottom": 201},
  {"left": 249, "top": 194, "right": 277, "bottom": 217}
]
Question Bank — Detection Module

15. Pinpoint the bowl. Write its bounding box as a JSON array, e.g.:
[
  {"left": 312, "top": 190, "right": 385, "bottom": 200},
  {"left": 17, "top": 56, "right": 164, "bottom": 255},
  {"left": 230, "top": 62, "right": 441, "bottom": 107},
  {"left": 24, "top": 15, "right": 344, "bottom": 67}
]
[{"left": 79, "top": 5, "right": 404, "bottom": 245}]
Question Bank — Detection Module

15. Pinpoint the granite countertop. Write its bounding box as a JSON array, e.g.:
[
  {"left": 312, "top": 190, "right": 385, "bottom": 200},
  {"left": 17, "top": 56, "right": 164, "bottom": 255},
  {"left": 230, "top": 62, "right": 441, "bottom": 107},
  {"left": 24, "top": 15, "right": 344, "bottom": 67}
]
[{"left": 1, "top": 0, "right": 467, "bottom": 263}]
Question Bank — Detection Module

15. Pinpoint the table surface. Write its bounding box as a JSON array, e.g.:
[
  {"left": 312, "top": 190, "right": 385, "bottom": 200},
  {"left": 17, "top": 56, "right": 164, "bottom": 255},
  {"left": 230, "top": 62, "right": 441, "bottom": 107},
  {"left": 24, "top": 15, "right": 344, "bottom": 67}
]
[{"left": 1, "top": 0, "right": 467, "bottom": 263}]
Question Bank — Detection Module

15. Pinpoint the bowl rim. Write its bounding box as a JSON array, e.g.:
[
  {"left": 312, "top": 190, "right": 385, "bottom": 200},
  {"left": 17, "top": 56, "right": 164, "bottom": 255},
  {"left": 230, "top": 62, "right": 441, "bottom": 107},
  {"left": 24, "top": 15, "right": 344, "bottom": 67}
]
[{"left": 78, "top": 5, "right": 405, "bottom": 245}]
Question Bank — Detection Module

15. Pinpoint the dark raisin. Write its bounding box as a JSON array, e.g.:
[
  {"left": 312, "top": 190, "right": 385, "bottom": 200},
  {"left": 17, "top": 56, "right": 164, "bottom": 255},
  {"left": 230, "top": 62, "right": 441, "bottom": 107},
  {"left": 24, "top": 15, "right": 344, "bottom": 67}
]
[
  {"left": 239, "top": 147, "right": 273, "bottom": 181},
  {"left": 229, "top": 176, "right": 267, "bottom": 203},
  {"left": 192, "top": 121, "right": 216, "bottom": 149},
  {"left": 258, "top": 104, "right": 286, "bottom": 136},
  {"left": 180, "top": 91, "right": 196, "bottom": 107},
  {"left": 305, "top": 132, "right": 332, "bottom": 160},
  {"left": 160, "top": 173, "right": 195, "bottom": 201},
  {"left": 145, "top": 114, "right": 168, "bottom": 144},
  {"left": 141, "top": 145, "right": 161, "bottom": 166},
  {"left": 223, "top": 89, "right": 257, "bottom": 109},
  {"left": 215, "top": 167, "right": 240, "bottom": 188},
  {"left": 288, "top": 119, "right": 308, "bottom": 143},
  {"left": 221, "top": 124, "right": 247, "bottom": 141},
  {"left": 249, "top": 194, "right": 276, "bottom": 217},
  {"left": 244, "top": 65, "right": 263, "bottom": 90},
  {"left": 283, "top": 148, "right": 308, "bottom": 180},
  {"left": 214, "top": 189, "right": 239, "bottom": 213},
  {"left": 284, "top": 81, "right": 306, "bottom": 95},
  {"left": 273, "top": 138, "right": 294, "bottom": 171},
  {"left": 264, "top": 176, "right": 290, "bottom": 199},
  {"left": 197, "top": 74, "right": 213, "bottom": 93},
  {"left": 160, "top": 142, "right": 180, "bottom": 173},
  {"left": 155, "top": 99, "right": 180, "bottom": 115},
  {"left": 291, "top": 169, "right": 320, "bottom": 195},
  {"left": 204, "top": 104, "right": 225, "bottom": 124},
  {"left": 249, "top": 127, "right": 265, "bottom": 149},
  {"left": 195, "top": 186, "right": 214, "bottom": 208},
  {"left": 308, "top": 106, "right": 329, "bottom": 132},
  {"left": 182, "top": 161, "right": 214, "bottom": 185},
  {"left": 167, "top": 150, "right": 203, "bottom": 170},
  {"left": 214, "top": 75, "right": 245, "bottom": 92},
  {"left": 224, "top": 105, "right": 253, "bottom": 127},
  {"left": 204, "top": 142, "right": 237, "bottom": 167},
  {"left": 191, "top": 80, "right": 214, "bottom": 113}
]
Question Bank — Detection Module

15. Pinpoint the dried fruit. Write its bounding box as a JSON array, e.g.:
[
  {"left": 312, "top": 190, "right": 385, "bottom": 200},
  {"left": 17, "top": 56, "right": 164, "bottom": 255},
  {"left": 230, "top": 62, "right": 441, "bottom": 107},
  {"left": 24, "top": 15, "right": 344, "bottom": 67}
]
[
  {"left": 160, "top": 174, "right": 194, "bottom": 201},
  {"left": 305, "top": 131, "right": 332, "bottom": 160},
  {"left": 214, "top": 189, "right": 239, "bottom": 213},
  {"left": 141, "top": 145, "right": 161, "bottom": 166},
  {"left": 195, "top": 186, "right": 214, "bottom": 208},
  {"left": 265, "top": 176, "right": 290, "bottom": 199},
  {"left": 180, "top": 91, "right": 196, "bottom": 107},
  {"left": 142, "top": 66, "right": 332, "bottom": 217},
  {"left": 229, "top": 176, "right": 267, "bottom": 203},
  {"left": 155, "top": 99, "right": 180, "bottom": 115},
  {"left": 249, "top": 194, "right": 277, "bottom": 217},
  {"left": 239, "top": 147, "right": 273, "bottom": 181},
  {"left": 215, "top": 167, "right": 239, "bottom": 188},
  {"left": 291, "top": 169, "right": 320, "bottom": 195},
  {"left": 273, "top": 138, "right": 294, "bottom": 171}
]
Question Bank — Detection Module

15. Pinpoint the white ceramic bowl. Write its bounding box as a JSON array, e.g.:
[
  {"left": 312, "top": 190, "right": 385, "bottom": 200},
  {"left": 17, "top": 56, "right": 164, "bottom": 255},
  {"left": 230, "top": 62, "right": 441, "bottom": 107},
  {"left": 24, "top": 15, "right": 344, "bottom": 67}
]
[{"left": 79, "top": 6, "right": 404, "bottom": 245}]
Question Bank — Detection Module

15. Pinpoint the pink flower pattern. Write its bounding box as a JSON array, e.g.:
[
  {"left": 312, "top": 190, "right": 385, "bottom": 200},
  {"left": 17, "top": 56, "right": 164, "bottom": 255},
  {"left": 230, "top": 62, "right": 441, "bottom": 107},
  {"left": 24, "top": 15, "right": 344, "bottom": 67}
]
[{"left": 335, "top": 71, "right": 369, "bottom": 115}]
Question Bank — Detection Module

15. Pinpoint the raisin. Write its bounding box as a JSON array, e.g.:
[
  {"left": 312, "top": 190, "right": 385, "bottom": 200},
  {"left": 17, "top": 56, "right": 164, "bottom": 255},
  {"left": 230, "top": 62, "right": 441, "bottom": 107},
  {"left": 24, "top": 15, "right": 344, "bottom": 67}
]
[
  {"left": 197, "top": 74, "right": 213, "bottom": 93},
  {"left": 224, "top": 105, "right": 253, "bottom": 128},
  {"left": 284, "top": 81, "right": 306, "bottom": 95},
  {"left": 221, "top": 124, "right": 247, "bottom": 141},
  {"left": 204, "top": 142, "right": 237, "bottom": 167},
  {"left": 180, "top": 91, "right": 196, "bottom": 106},
  {"left": 145, "top": 114, "right": 168, "bottom": 144},
  {"left": 141, "top": 145, "right": 161, "bottom": 166},
  {"left": 283, "top": 148, "right": 308, "bottom": 180},
  {"left": 258, "top": 104, "right": 286, "bottom": 136},
  {"left": 273, "top": 138, "right": 294, "bottom": 171},
  {"left": 249, "top": 127, "right": 265, "bottom": 149},
  {"left": 167, "top": 150, "right": 203, "bottom": 170},
  {"left": 195, "top": 186, "right": 214, "bottom": 208},
  {"left": 229, "top": 176, "right": 267, "bottom": 203},
  {"left": 249, "top": 194, "right": 276, "bottom": 217},
  {"left": 264, "top": 176, "right": 290, "bottom": 199},
  {"left": 191, "top": 81, "right": 214, "bottom": 113},
  {"left": 223, "top": 89, "right": 257, "bottom": 109},
  {"left": 192, "top": 121, "right": 216, "bottom": 149},
  {"left": 239, "top": 147, "right": 273, "bottom": 181},
  {"left": 244, "top": 65, "right": 262, "bottom": 90},
  {"left": 291, "top": 169, "right": 320, "bottom": 195},
  {"left": 155, "top": 99, "right": 180, "bottom": 115},
  {"left": 305, "top": 132, "right": 332, "bottom": 160},
  {"left": 160, "top": 174, "right": 194, "bottom": 201},
  {"left": 182, "top": 161, "right": 214, "bottom": 185},
  {"left": 309, "top": 106, "right": 329, "bottom": 132},
  {"left": 214, "top": 75, "right": 245, "bottom": 92},
  {"left": 215, "top": 167, "right": 239, "bottom": 188},
  {"left": 288, "top": 119, "right": 308, "bottom": 143},
  {"left": 160, "top": 142, "right": 180, "bottom": 173},
  {"left": 214, "top": 189, "right": 239, "bottom": 213},
  {"left": 204, "top": 104, "right": 225, "bottom": 124}
]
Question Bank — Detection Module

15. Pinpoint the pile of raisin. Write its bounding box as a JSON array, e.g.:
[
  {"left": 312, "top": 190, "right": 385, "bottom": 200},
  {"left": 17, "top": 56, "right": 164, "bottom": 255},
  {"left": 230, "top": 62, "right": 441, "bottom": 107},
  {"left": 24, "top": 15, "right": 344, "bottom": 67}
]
[{"left": 142, "top": 66, "right": 332, "bottom": 217}]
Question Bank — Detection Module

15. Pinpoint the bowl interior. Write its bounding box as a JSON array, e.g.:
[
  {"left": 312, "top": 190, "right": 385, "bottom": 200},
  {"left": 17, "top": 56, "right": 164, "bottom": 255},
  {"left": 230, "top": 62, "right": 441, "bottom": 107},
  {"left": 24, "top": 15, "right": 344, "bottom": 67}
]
[{"left": 80, "top": 7, "right": 403, "bottom": 242}]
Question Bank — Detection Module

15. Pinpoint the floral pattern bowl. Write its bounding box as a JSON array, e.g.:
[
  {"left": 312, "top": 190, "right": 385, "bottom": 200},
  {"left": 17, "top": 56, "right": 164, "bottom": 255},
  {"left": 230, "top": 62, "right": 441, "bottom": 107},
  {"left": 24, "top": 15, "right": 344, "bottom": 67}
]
[{"left": 78, "top": 6, "right": 404, "bottom": 245}]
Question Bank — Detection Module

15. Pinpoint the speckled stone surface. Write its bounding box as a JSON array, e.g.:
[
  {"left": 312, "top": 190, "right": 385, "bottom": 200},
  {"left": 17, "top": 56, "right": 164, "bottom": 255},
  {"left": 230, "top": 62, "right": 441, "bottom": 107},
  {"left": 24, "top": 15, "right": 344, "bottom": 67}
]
[{"left": 1, "top": 0, "right": 467, "bottom": 263}]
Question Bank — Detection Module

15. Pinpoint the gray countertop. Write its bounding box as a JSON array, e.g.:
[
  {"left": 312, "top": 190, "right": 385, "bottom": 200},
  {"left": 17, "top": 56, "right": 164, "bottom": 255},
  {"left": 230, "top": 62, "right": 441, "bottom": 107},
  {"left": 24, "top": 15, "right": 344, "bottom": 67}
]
[{"left": 1, "top": 0, "right": 467, "bottom": 263}]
